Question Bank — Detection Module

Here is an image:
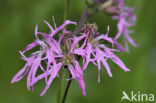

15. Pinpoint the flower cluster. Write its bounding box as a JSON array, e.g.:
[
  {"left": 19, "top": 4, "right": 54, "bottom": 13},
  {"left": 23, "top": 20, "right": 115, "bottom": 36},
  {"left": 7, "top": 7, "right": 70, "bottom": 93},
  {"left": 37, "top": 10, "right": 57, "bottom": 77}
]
[{"left": 11, "top": 0, "right": 137, "bottom": 97}]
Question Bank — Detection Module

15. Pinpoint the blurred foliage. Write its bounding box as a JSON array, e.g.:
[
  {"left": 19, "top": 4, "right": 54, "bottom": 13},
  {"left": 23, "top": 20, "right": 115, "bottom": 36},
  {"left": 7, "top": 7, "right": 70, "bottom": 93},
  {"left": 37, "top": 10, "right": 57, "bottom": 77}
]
[{"left": 0, "top": 0, "right": 156, "bottom": 103}]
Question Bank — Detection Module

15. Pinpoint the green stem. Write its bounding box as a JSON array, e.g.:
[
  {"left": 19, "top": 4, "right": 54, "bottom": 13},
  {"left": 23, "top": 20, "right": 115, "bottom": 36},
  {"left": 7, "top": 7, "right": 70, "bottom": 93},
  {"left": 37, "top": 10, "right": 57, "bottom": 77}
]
[
  {"left": 56, "top": 69, "right": 63, "bottom": 103},
  {"left": 64, "top": 0, "right": 70, "bottom": 21},
  {"left": 56, "top": 0, "right": 70, "bottom": 103},
  {"left": 62, "top": 71, "right": 72, "bottom": 103}
]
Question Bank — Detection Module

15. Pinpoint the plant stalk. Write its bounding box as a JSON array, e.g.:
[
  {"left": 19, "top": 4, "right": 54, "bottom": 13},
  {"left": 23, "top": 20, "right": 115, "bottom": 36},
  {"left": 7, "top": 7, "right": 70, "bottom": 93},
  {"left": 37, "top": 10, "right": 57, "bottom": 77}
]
[
  {"left": 56, "top": 69, "right": 63, "bottom": 103},
  {"left": 56, "top": 0, "right": 70, "bottom": 103},
  {"left": 62, "top": 72, "right": 72, "bottom": 103}
]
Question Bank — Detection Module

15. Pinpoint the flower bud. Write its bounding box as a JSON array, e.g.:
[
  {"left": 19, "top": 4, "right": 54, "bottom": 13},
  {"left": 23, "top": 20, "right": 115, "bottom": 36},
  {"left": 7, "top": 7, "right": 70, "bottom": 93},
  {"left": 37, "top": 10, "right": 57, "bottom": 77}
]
[
  {"left": 93, "top": 0, "right": 109, "bottom": 4},
  {"left": 82, "top": 23, "right": 99, "bottom": 38},
  {"left": 105, "top": 6, "right": 120, "bottom": 15}
]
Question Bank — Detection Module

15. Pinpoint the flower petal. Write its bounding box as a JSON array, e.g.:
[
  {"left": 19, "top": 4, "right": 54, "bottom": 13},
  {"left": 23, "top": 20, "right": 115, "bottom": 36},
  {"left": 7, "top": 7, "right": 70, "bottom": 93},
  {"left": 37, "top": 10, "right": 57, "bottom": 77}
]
[
  {"left": 51, "top": 20, "right": 77, "bottom": 36},
  {"left": 23, "top": 41, "right": 39, "bottom": 53},
  {"left": 11, "top": 62, "right": 30, "bottom": 83},
  {"left": 40, "top": 63, "right": 63, "bottom": 96}
]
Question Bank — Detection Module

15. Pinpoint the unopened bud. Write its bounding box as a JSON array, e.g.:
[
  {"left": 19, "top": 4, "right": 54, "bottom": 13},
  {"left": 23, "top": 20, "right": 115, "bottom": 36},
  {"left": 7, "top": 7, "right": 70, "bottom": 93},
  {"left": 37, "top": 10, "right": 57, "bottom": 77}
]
[
  {"left": 82, "top": 23, "right": 99, "bottom": 38},
  {"left": 105, "top": 6, "right": 120, "bottom": 15},
  {"left": 93, "top": 0, "right": 109, "bottom": 4},
  {"left": 99, "top": 0, "right": 113, "bottom": 9}
]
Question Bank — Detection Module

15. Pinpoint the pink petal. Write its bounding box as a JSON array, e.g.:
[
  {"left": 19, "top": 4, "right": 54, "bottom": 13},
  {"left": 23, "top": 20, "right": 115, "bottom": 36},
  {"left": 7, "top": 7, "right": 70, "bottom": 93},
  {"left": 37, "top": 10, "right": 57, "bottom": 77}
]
[
  {"left": 44, "top": 20, "right": 54, "bottom": 34},
  {"left": 70, "top": 35, "right": 86, "bottom": 51},
  {"left": 73, "top": 48, "right": 86, "bottom": 56},
  {"left": 23, "top": 41, "right": 39, "bottom": 53},
  {"left": 11, "top": 62, "right": 30, "bottom": 83},
  {"left": 52, "top": 16, "right": 57, "bottom": 29},
  {"left": 101, "top": 58, "right": 112, "bottom": 77},
  {"left": 115, "top": 19, "right": 124, "bottom": 39},
  {"left": 51, "top": 20, "right": 77, "bottom": 36},
  {"left": 68, "top": 63, "right": 86, "bottom": 96},
  {"left": 40, "top": 63, "right": 62, "bottom": 96}
]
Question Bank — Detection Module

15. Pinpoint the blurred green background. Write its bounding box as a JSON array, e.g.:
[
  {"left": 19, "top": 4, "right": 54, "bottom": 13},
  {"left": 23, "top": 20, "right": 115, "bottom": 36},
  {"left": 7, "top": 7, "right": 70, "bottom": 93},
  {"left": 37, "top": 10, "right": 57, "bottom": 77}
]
[{"left": 0, "top": 0, "right": 156, "bottom": 103}]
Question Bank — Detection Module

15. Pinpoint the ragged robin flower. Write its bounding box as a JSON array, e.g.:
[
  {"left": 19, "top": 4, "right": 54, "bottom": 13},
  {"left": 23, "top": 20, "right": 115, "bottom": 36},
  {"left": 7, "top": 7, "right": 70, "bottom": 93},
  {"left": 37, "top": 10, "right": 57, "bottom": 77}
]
[
  {"left": 11, "top": 18, "right": 86, "bottom": 96},
  {"left": 72, "top": 23, "right": 130, "bottom": 82}
]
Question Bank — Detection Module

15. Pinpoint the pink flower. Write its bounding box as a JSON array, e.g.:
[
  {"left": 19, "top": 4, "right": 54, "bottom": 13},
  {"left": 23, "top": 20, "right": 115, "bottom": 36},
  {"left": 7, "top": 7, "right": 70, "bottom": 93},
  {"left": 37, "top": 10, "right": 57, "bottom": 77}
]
[
  {"left": 72, "top": 25, "right": 130, "bottom": 82},
  {"left": 113, "top": 0, "right": 137, "bottom": 52},
  {"left": 11, "top": 18, "right": 86, "bottom": 96}
]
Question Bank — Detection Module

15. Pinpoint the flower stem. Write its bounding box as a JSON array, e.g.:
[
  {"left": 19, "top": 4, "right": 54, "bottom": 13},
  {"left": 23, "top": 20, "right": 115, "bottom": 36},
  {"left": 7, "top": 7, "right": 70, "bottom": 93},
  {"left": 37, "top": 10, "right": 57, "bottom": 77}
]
[
  {"left": 56, "top": 1, "right": 71, "bottom": 103},
  {"left": 62, "top": 72, "right": 72, "bottom": 103},
  {"left": 64, "top": 0, "right": 70, "bottom": 21},
  {"left": 56, "top": 69, "right": 63, "bottom": 103},
  {"left": 73, "top": 0, "right": 99, "bottom": 36}
]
